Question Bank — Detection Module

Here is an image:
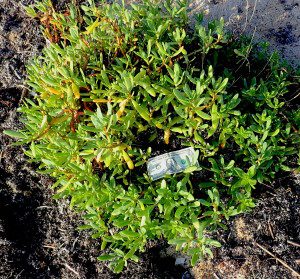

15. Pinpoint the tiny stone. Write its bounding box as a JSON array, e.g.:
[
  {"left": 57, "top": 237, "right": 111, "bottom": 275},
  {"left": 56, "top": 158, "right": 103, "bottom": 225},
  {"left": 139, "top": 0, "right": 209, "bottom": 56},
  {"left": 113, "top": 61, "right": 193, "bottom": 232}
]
[{"left": 175, "top": 257, "right": 186, "bottom": 266}]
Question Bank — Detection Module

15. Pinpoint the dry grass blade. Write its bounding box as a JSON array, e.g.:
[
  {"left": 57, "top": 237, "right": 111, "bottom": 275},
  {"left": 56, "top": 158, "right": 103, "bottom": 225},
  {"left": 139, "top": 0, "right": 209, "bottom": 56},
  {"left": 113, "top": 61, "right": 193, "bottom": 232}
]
[
  {"left": 254, "top": 242, "right": 300, "bottom": 278},
  {"left": 268, "top": 217, "right": 275, "bottom": 239},
  {"left": 287, "top": 240, "right": 300, "bottom": 248},
  {"left": 64, "top": 263, "right": 80, "bottom": 277}
]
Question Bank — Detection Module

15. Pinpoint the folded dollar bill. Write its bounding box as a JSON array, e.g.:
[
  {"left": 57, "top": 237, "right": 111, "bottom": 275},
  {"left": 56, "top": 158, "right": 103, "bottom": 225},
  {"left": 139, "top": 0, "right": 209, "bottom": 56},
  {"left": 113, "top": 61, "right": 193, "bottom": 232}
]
[{"left": 147, "top": 147, "right": 199, "bottom": 181}]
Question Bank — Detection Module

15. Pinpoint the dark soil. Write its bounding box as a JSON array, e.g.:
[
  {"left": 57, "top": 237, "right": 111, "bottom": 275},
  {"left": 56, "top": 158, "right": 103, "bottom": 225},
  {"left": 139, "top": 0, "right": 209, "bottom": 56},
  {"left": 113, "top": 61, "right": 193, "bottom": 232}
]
[
  {"left": 0, "top": 1, "right": 299, "bottom": 279},
  {"left": 269, "top": 24, "right": 297, "bottom": 45},
  {"left": 193, "top": 181, "right": 300, "bottom": 279}
]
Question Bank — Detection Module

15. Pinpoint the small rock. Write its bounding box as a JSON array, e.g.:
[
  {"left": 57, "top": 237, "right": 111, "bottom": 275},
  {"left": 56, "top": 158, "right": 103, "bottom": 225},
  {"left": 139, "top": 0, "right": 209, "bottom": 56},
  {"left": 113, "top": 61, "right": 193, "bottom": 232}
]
[{"left": 175, "top": 257, "right": 187, "bottom": 266}]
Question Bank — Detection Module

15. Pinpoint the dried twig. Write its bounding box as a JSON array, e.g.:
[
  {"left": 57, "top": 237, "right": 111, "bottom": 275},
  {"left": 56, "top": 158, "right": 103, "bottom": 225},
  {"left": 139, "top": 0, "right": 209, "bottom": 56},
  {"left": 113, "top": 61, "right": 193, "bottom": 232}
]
[
  {"left": 287, "top": 240, "right": 300, "bottom": 248},
  {"left": 288, "top": 90, "right": 300, "bottom": 102},
  {"left": 242, "top": 0, "right": 258, "bottom": 33},
  {"left": 71, "top": 237, "right": 79, "bottom": 252},
  {"left": 43, "top": 244, "right": 56, "bottom": 249},
  {"left": 268, "top": 217, "right": 275, "bottom": 239},
  {"left": 0, "top": 150, "right": 4, "bottom": 164},
  {"left": 64, "top": 263, "right": 80, "bottom": 277},
  {"left": 19, "top": 87, "right": 29, "bottom": 105},
  {"left": 36, "top": 206, "right": 53, "bottom": 210},
  {"left": 15, "top": 269, "right": 24, "bottom": 279},
  {"left": 254, "top": 242, "right": 300, "bottom": 278},
  {"left": 248, "top": 0, "right": 258, "bottom": 25}
]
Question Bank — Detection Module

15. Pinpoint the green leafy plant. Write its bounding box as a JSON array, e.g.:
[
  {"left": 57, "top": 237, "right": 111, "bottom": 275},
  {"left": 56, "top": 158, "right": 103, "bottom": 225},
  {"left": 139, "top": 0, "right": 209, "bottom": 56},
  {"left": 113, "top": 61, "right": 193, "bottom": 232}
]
[{"left": 5, "top": 0, "right": 299, "bottom": 273}]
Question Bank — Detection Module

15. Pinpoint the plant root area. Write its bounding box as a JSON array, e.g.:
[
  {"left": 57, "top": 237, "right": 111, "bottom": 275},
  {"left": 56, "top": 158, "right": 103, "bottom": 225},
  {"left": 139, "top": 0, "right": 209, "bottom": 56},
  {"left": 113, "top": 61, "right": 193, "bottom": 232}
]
[{"left": 0, "top": 1, "right": 299, "bottom": 278}]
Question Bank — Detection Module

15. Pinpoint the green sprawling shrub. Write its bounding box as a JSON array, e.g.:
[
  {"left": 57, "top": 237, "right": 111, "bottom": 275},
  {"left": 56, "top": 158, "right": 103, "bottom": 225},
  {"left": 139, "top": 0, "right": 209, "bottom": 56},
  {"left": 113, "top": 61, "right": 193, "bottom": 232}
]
[{"left": 5, "top": 0, "right": 299, "bottom": 273}]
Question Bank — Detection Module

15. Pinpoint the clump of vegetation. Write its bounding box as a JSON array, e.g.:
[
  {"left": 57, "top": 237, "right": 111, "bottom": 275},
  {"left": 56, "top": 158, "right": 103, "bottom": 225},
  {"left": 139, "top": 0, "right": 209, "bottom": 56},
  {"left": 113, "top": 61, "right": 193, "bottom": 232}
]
[{"left": 5, "top": 0, "right": 299, "bottom": 273}]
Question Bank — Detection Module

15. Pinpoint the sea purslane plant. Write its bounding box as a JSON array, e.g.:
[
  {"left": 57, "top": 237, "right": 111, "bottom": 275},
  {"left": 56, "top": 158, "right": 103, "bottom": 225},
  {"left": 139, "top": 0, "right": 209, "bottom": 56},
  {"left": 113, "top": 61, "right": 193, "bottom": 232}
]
[{"left": 5, "top": 0, "right": 299, "bottom": 273}]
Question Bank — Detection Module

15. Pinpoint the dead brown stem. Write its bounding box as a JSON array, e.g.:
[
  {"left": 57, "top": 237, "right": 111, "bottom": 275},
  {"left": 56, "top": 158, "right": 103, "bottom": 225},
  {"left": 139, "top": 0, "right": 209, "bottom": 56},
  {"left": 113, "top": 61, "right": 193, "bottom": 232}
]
[
  {"left": 64, "top": 263, "right": 80, "bottom": 277},
  {"left": 254, "top": 242, "right": 300, "bottom": 278},
  {"left": 287, "top": 240, "right": 300, "bottom": 248}
]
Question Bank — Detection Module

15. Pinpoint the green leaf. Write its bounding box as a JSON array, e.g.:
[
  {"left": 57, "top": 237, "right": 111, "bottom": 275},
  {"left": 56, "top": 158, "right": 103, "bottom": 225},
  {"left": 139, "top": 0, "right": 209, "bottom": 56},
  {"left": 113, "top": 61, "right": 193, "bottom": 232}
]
[
  {"left": 120, "top": 230, "right": 140, "bottom": 238},
  {"left": 174, "top": 63, "right": 180, "bottom": 79},
  {"left": 124, "top": 246, "right": 138, "bottom": 260},
  {"left": 207, "top": 103, "right": 219, "bottom": 138},
  {"left": 191, "top": 214, "right": 200, "bottom": 230},
  {"left": 3, "top": 130, "right": 27, "bottom": 139},
  {"left": 97, "top": 254, "right": 116, "bottom": 261},
  {"left": 205, "top": 247, "right": 213, "bottom": 258},
  {"left": 208, "top": 239, "right": 221, "bottom": 247},
  {"left": 173, "top": 89, "right": 189, "bottom": 105},
  {"left": 234, "top": 48, "right": 245, "bottom": 57},
  {"left": 113, "top": 259, "right": 125, "bottom": 273},
  {"left": 113, "top": 219, "right": 131, "bottom": 228},
  {"left": 179, "top": 190, "right": 194, "bottom": 201},
  {"left": 84, "top": 18, "right": 101, "bottom": 34},
  {"left": 183, "top": 166, "right": 199, "bottom": 173},
  {"left": 199, "top": 182, "right": 217, "bottom": 188},
  {"left": 247, "top": 165, "right": 256, "bottom": 178},
  {"left": 191, "top": 252, "right": 199, "bottom": 266},
  {"left": 175, "top": 206, "right": 186, "bottom": 219},
  {"left": 131, "top": 100, "right": 151, "bottom": 122},
  {"left": 171, "top": 127, "right": 188, "bottom": 133},
  {"left": 218, "top": 78, "right": 228, "bottom": 92},
  {"left": 199, "top": 199, "right": 211, "bottom": 207},
  {"left": 225, "top": 160, "right": 235, "bottom": 170},
  {"left": 194, "top": 109, "right": 211, "bottom": 120},
  {"left": 169, "top": 238, "right": 188, "bottom": 246},
  {"left": 57, "top": 178, "right": 74, "bottom": 193},
  {"left": 41, "top": 76, "right": 58, "bottom": 87}
]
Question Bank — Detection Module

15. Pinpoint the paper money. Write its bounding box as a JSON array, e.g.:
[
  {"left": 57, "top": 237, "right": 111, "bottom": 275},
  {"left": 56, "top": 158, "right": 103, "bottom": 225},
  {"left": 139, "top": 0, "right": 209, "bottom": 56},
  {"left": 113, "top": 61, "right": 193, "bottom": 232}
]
[{"left": 147, "top": 147, "right": 199, "bottom": 181}]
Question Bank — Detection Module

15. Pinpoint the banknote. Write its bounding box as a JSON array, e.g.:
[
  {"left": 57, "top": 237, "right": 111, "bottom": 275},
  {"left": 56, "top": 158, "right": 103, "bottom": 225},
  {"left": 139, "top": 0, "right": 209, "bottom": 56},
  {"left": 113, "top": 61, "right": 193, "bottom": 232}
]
[{"left": 147, "top": 147, "right": 199, "bottom": 181}]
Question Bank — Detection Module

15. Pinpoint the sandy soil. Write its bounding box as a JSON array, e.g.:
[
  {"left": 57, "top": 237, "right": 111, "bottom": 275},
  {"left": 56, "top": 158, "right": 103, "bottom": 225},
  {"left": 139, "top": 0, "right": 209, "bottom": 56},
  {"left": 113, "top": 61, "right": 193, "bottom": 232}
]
[{"left": 190, "top": 0, "right": 300, "bottom": 67}]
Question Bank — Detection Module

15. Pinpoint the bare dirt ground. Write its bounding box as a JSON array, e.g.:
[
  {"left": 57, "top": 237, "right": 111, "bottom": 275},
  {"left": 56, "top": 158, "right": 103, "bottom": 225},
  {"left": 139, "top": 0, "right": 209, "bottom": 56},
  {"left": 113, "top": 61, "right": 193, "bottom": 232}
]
[
  {"left": 190, "top": 0, "right": 300, "bottom": 67},
  {"left": 0, "top": 0, "right": 299, "bottom": 279},
  {"left": 192, "top": 182, "right": 300, "bottom": 279}
]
